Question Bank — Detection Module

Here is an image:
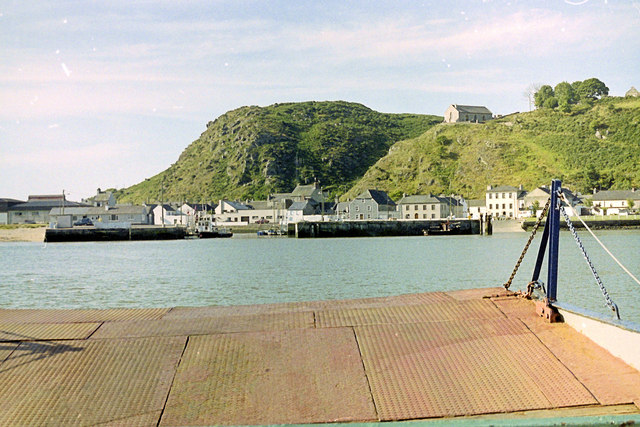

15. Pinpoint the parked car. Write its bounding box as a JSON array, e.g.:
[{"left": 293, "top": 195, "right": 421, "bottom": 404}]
[
  {"left": 255, "top": 219, "right": 269, "bottom": 224},
  {"left": 73, "top": 218, "right": 93, "bottom": 226}
]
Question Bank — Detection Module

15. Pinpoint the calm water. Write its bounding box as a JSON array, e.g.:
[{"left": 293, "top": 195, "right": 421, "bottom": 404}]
[{"left": 1, "top": 231, "right": 639, "bottom": 323}]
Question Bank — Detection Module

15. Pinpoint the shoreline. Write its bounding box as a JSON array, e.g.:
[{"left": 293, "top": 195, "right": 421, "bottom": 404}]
[{"left": 0, "top": 226, "right": 46, "bottom": 242}]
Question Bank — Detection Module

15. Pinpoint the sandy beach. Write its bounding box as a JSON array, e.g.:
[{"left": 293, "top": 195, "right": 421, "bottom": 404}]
[{"left": 0, "top": 227, "right": 46, "bottom": 242}]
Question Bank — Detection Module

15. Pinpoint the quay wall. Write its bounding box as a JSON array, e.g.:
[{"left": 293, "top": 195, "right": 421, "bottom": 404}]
[
  {"left": 45, "top": 226, "right": 187, "bottom": 242},
  {"left": 522, "top": 217, "right": 640, "bottom": 231},
  {"left": 289, "top": 219, "right": 481, "bottom": 238}
]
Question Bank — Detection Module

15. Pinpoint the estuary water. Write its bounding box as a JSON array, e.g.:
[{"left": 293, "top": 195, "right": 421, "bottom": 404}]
[{"left": 1, "top": 231, "right": 639, "bottom": 324}]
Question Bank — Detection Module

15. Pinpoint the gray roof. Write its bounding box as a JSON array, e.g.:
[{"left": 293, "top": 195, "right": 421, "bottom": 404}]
[
  {"left": 397, "top": 194, "right": 442, "bottom": 204},
  {"left": 451, "top": 104, "right": 492, "bottom": 115},
  {"left": 223, "top": 201, "right": 251, "bottom": 210},
  {"left": 291, "top": 184, "right": 320, "bottom": 197},
  {"left": 50, "top": 205, "right": 149, "bottom": 216},
  {"left": 529, "top": 186, "right": 578, "bottom": 202},
  {"left": 467, "top": 199, "right": 485, "bottom": 207},
  {"left": 487, "top": 185, "right": 521, "bottom": 192},
  {"left": 10, "top": 200, "right": 87, "bottom": 211},
  {"left": 397, "top": 194, "right": 461, "bottom": 206},
  {"left": 288, "top": 201, "right": 314, "bottom": 211},
  {"left": 356, "top": 189, "right": 396, "bottom": 206},
  {"left": 592, "top": 189, "right": 640, "bottom": 201},
  {"left": 0, "top": 198, "right": 24, "bottom": 212},
  {"left": 184, "top": 203, "right": 216, "bottom": 211},
  {"left": 93, "top": 192, "right": 113, "bottom": 202}
]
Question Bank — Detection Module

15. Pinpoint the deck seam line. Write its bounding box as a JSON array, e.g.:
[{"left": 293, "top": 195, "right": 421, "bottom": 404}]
[
  {"left": 350, "top": 325, "right": 380, "bottom": 421},
  {"left": 84, "top": 322, "right": 104, "bottom": 340},
  {"left": 0, "top": 341, "right": 21, "bottom": 366},
  {"left": 161, "top": 307, "right": 175, "bottom": 319},
  {"left": 488, "top": 297, "right": 510, "bottom": 319},
  {"left": 156, "top": 335, "right": 190, "bottom": 427},
  {"left": 519, "top": 318, "right": 601, "bottom": 404}
]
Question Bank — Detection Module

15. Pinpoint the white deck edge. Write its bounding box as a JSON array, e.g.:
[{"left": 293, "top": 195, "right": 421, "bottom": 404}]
[{"left": 558, "top": 307, "right": 640, "bottom": 371}]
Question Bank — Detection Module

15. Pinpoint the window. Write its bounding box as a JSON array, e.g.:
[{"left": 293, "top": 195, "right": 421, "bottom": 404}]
[
  {"left": 423, "top": 214, "right": 427, "bottom": 219},
  {"left": 502, "top": 204, "right": 506, "bottom": 209},
  {"left": 423, "top": 205, "right": 427, "bottom": 210},
  {"left": 414, "top": 205, "right": 418, "bottom": 210},
  {"left": 488, "top": 193, "right": 492, "bottom": 199},
  {"left": 355, "top": 206, "right": 359, "bottom": 212},
  {"left": 367, "top": 205, "right": 372, "bottom": 211},
  {"left": 489, "top": 204, "right": 492, "bottom": 209},
  {"left": 509, "top": 203, "right": 513, "bottom": 209},
  {"left": 110, "top": 214, "right": 117, "bottom": 221},
  {"left": 431, "top": 214, "right": 436, "bottom": 219},
  {"left": 502, "top": 193, "right": 506, "bottom": 198},
  {"left": 405, "top": 214, "right": 410, "bottom": 219}
]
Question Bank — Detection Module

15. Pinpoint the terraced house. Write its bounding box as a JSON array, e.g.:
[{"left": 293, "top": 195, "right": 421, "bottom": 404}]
[
  {"left": 347, "top": 190, "right": 397, "bottom": 220},
  {"left": 397, "top": 194, "right": 465, "bottom": 220}
]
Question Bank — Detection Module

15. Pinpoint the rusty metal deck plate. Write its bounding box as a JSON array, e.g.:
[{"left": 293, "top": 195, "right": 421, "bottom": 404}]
[
  {"left": 0, "top": 322, "right": 100, "bottom": 341},
  {"left": 0, "top": 336, "right": 185, "bottom": 426},
  {"left": 164, "top": 292, "right": 453, "bottom": 320},
  {"left": 0, "top": 342, "right": 19, "bottom": 364},
  {"left": 0, "top": 307, "right": 170, "bottom": 323},
  {"left": 355, "top": 318, "right": 597, "bottom": 420},
  {"left": 160, "top": 328, "right": 376, "bottom": 425},
  {"left": 91, "top": 310, "right": 314, "bottom": 339},
  {"left": 317, "top": 298, "right": 503, "bottom": 328}
]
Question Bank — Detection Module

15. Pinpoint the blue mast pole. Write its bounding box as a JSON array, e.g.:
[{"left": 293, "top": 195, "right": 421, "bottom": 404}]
[{"left": 546, "top": 179, "right": 561, "bottom": 303}]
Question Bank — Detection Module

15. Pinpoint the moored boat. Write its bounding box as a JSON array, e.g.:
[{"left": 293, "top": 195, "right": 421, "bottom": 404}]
[{"left": 195, "top": 215, "right": 233, "bottom": 238}]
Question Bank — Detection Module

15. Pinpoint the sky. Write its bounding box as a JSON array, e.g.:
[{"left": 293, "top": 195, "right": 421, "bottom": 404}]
[{"left": 2, "top": 0, "right": 639, "bottom": 201}]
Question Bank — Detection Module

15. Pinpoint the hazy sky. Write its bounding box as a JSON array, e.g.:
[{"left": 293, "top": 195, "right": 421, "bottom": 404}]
[{"left": 2, "top": 0, "right": 639, "bottom": 201}]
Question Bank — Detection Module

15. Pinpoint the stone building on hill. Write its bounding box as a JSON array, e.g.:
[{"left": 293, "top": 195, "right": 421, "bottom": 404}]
[
  {"left": 625, "top": 86, "right": 639, "bottom": 97},
  {"left": 444, "top": 105, "right": 493, "bottom": 123}
]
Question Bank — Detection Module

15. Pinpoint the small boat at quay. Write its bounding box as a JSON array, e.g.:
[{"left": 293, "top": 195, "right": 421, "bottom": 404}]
[{"left": 195, "top": 216, "right": 232, "bottom": 238}]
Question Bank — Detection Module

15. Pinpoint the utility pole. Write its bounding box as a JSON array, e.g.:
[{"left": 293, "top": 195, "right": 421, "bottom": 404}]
[{"left": 160, "top": 178, "right": 165, "bottom": 228}]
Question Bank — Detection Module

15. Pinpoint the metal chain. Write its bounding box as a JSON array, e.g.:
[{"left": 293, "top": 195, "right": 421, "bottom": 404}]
[
  {"left": 503, "top": 197, "right": 551, "bottom": 290},
  {"left": 559, "top": 204, "right": 621, "bottom": 319}
]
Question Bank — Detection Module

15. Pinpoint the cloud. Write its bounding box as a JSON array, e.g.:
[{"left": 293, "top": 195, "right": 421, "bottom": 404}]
[{"left": 0, "top": 142, "right": 132, "bottom": 167}]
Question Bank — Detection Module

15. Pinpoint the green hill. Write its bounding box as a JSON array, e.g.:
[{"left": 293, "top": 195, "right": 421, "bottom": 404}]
[
  {"left": 343, "top": 96, "right": 640, "bottom": 200},
  {"left": 116, "top": 101, "right": 441, "bottom": 203}
]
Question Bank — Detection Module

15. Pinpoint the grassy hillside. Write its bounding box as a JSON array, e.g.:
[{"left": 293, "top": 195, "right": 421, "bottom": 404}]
[
  {"left": 343, "top": 96, "right": 640, "bottom": 200},
  {"left": 116, "top": 101, "right": 441, "bottom": 203}
]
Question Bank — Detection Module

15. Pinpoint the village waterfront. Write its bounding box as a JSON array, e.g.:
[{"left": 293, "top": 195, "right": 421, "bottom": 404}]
[{"left": 1, "top": 230, "right": 639, "bottom": 324}]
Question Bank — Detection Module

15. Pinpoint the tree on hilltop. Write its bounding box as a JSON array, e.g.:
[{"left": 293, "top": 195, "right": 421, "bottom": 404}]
[
  {"left": 577, "top": 78, "right": 609, "bottom": 100},
  {"left": 534, "top": 85, "right": 554, "bottom": 108},
  {"left": 554, "top": 82, "right": 577, "bottom": 105},
  {"left": 535, "top": 78, "right": 609, "bottom": 110}
]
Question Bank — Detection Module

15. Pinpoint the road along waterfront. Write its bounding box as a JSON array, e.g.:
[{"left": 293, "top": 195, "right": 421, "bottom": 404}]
[{"left": 1, "top": 231, "right": 639, "bottom": 323}]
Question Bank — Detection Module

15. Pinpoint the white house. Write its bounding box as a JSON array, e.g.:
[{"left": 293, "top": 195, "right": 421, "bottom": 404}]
[
  {"left": 467, "top": 199, "right": 487, "bottom": 219},
  {"left": 215, "top": 200, "right": 252, "bottom": 224},
  {"left": 592, "top": 189, "right": 640, "bottom": 215},
  {"left": 485, "top": 185, "right": 527, "bottom": 219},
  {"left": 152, "top": 204, "right": 187, "bottom": 225}
]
